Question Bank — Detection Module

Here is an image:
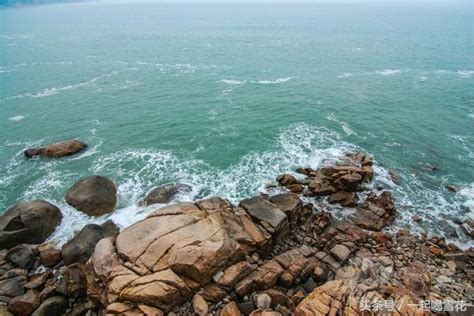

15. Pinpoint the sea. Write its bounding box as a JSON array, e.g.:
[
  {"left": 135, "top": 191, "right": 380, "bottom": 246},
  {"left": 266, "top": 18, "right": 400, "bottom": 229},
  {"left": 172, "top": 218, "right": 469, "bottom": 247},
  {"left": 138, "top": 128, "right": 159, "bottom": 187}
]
[{"left": 0, "top": 1, "right": 473, "bottom": 247}]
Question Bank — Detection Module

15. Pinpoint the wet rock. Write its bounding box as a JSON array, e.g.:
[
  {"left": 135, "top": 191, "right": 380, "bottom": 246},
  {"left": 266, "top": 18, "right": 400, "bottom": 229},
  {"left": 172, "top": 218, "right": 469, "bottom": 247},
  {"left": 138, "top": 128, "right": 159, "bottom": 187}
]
[
  {"left": 31, "top": 296, "right": 68, "bottom": 316},
  {"left": 142, "top": 183, "right": 192, "bottom": 206},
  {"left": 276, "top": 174, "right": 298, "bottom": 187},
  {"left": 38, "top": 243, "right": 61, "bottom": 267},
  {"left": 65, "top": 175, "right": 117, "bottom": 216},
  {"left": 6, "top": 244, "right": 37, "bottom": 270},
  {"left": 8, "top": 289, "right": 40, "bottom": 315},
  {"left": 0, "top": 200, "right": 62, "bottom": 249},
  {"left": 335, "top": 173, "right": 362, "bottom": 192},
  {"left": 445, "top": 184, "right": 460, "bottom": 192},
  {"left": 62, "top": 221, "right": 119, "bottom": 265},
  {"left": 24, "top": 140, "right": 87, "bottom": 159},
  {"left": 327, "top": 191, "right": 357, "bottom": 207},
  {"left": 411, "top": 215, "right": 421, "bottom": 222},
  {"left": 192, "top": 294, "right": 208, "bottom": 315}
]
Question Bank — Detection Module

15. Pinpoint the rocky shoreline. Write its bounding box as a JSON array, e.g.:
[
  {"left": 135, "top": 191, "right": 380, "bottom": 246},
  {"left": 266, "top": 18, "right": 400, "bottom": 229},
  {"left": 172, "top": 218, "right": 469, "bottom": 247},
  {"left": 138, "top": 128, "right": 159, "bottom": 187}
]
[{"left": 0, "top": 146, "right": 473, "bottom": 315}]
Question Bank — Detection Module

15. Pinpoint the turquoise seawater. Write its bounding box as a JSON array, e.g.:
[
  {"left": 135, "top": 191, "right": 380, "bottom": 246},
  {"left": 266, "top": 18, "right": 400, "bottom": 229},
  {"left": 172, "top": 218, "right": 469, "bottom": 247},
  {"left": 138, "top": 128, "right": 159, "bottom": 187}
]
[{"left": 0, "top": 1, "right": 473, "bottom": 246}]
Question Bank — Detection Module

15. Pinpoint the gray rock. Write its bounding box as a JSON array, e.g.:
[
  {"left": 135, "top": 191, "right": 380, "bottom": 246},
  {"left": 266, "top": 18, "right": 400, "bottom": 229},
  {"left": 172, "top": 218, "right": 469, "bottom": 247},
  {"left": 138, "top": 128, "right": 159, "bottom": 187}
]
[
  {"left": 142, "top": 183, "right": 192, "bottom": 206},
  {"left": 62, "top": 220, "right": 119, "bottom": 264},
  {"left": 32, "top": 296, "right": 68, "bottom": 316},
  {"left": 6, "top": 244, "right": 37, "bottom": 270}
]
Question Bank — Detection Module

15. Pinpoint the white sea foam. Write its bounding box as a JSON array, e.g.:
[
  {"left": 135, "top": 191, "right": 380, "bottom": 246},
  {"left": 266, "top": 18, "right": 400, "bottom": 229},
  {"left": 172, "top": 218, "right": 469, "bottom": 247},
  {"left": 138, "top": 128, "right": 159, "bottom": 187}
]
[
  {"left": 6, "top": 71, "right": 120, "bottom": 99},
  {"left": 376, "top": 69, "right": 402, "bottom": 76},
  {"left": 337, "top": 72, "right": 354, "bottom": 79},
  {"left": 458, "top": 184, "right": 474, "bottom": 214},
  {"left": 326, "top": 113, "right": 357, "bottom": 136},
  {"left": 458, "top": 70, "right": 474, "bottom": 78},
  {"left": 3, "top": 123, "right": 473, "bottom": 248},
  {"left": 8, "top": 115, "right": 25, "bottom": 122},
  {"left": 256, "top": 77, "right": 292, "bottom": 84},
  {"left": 220, "top": 79, "right": 246, "bottom": 85}
]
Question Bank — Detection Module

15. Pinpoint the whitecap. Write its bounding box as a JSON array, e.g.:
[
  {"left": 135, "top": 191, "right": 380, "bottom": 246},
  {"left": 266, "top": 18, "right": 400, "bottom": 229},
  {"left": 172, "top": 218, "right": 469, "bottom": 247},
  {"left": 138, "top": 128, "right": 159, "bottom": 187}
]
[
  {"left": 8, "top": 115, "right": 25, "bottom": 122},
  {"left": 220, "top": 79, "right": 246, "bottom": 85},
  {"left": 337, "top": 72, "right": 354, "bottom": 79},
  {"left": 458, "top": 70, "right": 474, "bottom": 78},
  {"left": 326, "top": 113, "right": 357, "bottom": 136},
  {"left": 376, "top": 69, "right": 402, "bottom": 76},
  {"left": 256, "top": 77, "right": 292, "bottom": 84},
  {"left": 458, "top": 184, "right": 474, "bottom": 214}
]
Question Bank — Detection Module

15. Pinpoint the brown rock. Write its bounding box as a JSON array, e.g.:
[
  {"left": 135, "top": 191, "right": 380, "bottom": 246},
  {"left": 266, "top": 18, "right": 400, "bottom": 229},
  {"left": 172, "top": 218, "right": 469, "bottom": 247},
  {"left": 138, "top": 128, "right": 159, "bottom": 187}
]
[
  {"left": 220, "top": 301, "right": 241, "bottom": 316},
  {"left": 276, "top": 174, "right": 298, "bottom": 186},
  {"left": 335, "top": 173, "right": 362, "bottom": 192},
  {"left": 269, "top": 193, "right": 302, "bottom": 227},
  {"left": 87, "top": 198, "right": 268, "bottom": 312},
  {"left": 239, "top": 196, "right": 288, "bottom": 239},
  {"left": 294, "top": 280, "right": 348, "bottom": 316},
  {"left": 24, "top": 271, "right": 51, "bottom": 289},
  {"left": 327, "top": 191, "right": 356, "bottom": 207},
  {"left": 330, "top": 244, "right": 351, "bottom": 262},
  {"left": 6, "top": 244, "right": 37, "bottom": 270},
  {"left": 38, "top": 243, "right": 61, "bottom": 267},
  {"left": 217, "top": 261, "right": 256, "bottom": 288},
  {"left": 0, "top": 200, "right": 62, "bottom": 249},
  {"left": 249, "top": 309, "right": 282, "bottom": 316},
  {"left": 138, "top": 304, "right": 165, "bottom": 316},
  {"left": 192, "top": 294, "right": 208, "bottom": 315},
  {"left": 24, "top": 140, "right": 87, "bottom": 158},
  {"left": 61, "top": 263, "right": 87, "bottom": 298},
  {"left": 8, "top": 289, "right": 40, "bottom": 316},
  {"left": 350, "top": 191, "right": 396, "bottom": 231},
  {"left": 235, "top": 260, "right": 284, "bottom": 297},
  {"left": 65, "top": 175, "right": 117, "bottom": 216}
]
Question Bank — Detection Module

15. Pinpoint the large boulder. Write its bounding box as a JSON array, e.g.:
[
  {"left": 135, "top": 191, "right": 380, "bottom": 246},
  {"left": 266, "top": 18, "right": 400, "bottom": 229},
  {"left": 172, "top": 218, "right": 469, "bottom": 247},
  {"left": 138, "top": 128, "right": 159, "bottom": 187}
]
[
  {"left": 24, "top": 140, "right": 87, "bottom": 159},
  {"left": 86, "top": 198, "right": 272, "bottom": 312},
  {"left": 141, "top": 183, "right": 192, "bottom": 206},
  {"left": 0, "top": 200, "right": 62, "bottom": 249},
  {"left": 65, "top": 176, "right": 117, "bottom": 216},
  {"left": 62, "top": 220, "right": 119, "bottom": 265}
]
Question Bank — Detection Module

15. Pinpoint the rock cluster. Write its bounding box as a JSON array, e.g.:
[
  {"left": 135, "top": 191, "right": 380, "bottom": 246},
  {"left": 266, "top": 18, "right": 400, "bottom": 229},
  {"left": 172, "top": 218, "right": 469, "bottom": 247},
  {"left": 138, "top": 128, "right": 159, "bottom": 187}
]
[{"left": 0, "top": 152, "right": 473, "bottom": 315}]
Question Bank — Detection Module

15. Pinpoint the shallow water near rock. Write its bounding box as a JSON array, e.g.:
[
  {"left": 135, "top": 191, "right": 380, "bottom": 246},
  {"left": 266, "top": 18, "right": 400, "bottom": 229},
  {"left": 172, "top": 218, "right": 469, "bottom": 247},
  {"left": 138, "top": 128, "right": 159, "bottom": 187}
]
[{"left": 0, "top": 1, "right": 473, "bottom": 247}]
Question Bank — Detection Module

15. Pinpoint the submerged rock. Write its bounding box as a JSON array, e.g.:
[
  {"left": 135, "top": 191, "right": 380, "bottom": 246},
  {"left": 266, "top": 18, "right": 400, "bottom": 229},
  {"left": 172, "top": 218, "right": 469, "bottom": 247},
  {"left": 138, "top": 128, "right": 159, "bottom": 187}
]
[
  {"left": 24, "top": 140, "right": 87, "bottom": 159},
  {"left": 141, "top": 183, "right": 192, "bottom": 206},
  {"left": 0, "top": 200, "right": 62, "bottom": 249},
  {"left": 65, "top": 175, "right": 117, "bottom": 216}
]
